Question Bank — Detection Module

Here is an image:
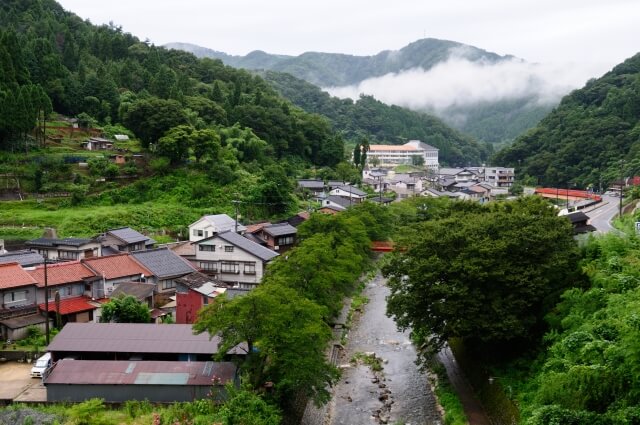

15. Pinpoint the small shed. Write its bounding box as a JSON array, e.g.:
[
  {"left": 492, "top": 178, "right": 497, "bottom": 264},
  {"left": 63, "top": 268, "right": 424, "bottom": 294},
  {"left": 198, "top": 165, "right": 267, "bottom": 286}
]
[
  {"left": 0, "top": 314, "right": 50, "bottom": 341},
  {"left": 45, "top": 359, "right": 237, "bottom": 403}
]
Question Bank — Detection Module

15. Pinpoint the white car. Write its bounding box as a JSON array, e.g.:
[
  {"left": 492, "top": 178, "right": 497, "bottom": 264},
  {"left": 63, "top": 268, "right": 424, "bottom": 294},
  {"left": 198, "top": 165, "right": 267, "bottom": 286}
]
[{"left": 30, "top": 352, "right": 52, "bottom": 378}]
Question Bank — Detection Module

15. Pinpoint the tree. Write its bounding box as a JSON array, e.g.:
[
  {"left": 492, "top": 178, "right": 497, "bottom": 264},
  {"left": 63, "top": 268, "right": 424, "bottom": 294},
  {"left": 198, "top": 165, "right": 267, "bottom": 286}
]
[
  {"left": 156, "top": 125, "right": 193, "bottom": 165},
  {"left": 194, "top": 284, "right": 338, "bottom": 405},
  {"left": 191, "top": 128, "right": 221, "bottom": 163},
  {"left": 101, "top": 295, "right": 151, "bottom": 323},
  {"left": 352, "top": 143, "right": 361, "bottom": 168},
  {"left": 123, "top": 97, "right": 188, "bottom": 148},
  {"left": 384, "top": 197, "right": 580, "bottom": 359}
]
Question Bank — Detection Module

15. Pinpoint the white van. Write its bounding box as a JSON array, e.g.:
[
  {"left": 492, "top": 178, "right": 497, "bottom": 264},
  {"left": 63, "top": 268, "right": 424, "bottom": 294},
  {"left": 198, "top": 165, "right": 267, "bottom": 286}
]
[{"left": 30, "top": 353, "right": 52, "bottom": 378}]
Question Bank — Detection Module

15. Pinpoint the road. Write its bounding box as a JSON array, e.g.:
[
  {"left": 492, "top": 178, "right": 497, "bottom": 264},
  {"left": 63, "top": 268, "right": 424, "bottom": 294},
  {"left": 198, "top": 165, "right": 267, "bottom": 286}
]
[{"left": 587, "top": 194, "right": 622, "bottom": 233}]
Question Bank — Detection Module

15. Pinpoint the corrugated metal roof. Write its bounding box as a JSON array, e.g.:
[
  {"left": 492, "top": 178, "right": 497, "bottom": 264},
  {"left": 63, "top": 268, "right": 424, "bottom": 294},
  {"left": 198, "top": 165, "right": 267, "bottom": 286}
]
[
  {"left": 214, "top": 231, "right": 279, "bottom": 262},
  {"left": 0, "top": 313, "right": 47, "bottom": 329},
  {"left": 333, "top": 185, "right": 367, "bottom": 196},
  {"left": 29, "top": 261, "right": 96, "bottom": 286},
  {"left": 0, "top": 250, "right": 44, "bottom": 266},
  {"left": 131, "top": 248, "right": 196, "bottom": 279},
  {"left": 45, "top": 360, "right": 236, "bottom": 386},
  {"left": 110, "top": 282, "right": 155, "bottom": 301},
  {"left": 47, "top": 323, "right": 246, "bottom": 355},
  {"left": 0, "top": 262, "right": 38, "bottom": 289},
  {"left": 199, "top": 214, "right": 247, "bottom": 233}
]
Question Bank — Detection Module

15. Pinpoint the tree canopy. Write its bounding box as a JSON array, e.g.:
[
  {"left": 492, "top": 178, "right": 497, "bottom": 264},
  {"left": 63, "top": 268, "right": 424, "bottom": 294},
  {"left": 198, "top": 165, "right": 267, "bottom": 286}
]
[
  {"left": 384, "top": 197, "right": 580, "bottom": 358},
  {"left": 100, "top": 295, "right": 151, "bottom": 323}
]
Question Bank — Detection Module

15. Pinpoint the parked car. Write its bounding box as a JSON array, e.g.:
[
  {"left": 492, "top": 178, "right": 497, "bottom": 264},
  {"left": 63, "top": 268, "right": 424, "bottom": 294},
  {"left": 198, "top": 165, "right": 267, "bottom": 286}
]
[{"left": 30, "top": 352, "right": 52, "bottom": 378}]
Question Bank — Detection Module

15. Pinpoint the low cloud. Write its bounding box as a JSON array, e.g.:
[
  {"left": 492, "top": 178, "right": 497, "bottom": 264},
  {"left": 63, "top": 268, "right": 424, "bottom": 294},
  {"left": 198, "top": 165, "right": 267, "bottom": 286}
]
[{"left": 325, "top": 55, "right": 602, "bottom": 112}]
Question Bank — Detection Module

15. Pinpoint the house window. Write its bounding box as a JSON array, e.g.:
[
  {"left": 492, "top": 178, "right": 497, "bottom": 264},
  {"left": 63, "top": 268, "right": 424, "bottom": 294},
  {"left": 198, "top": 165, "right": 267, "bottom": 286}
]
[
  {"left": 278, "top": 236, "right": 295, "bottom": 246},
  {"left": 199, "top": 245, "right": 215, "bottom": 252},
  {"left": 244, "top": 263, "right": 256, "bottom": 275},
  {"left": 162, "top": 280, "right": 176, "bottom": 290},
  {"left": 221, "top": 262, "right": 239, "bottom": 274},
  {"left": 58, "top": 250, "right": 79, "bottom": 260},
  {"left": 193, "top": 229, "right": 203, "bottom": 237},
  {"left": 224, "top": 246, "right": 234, "bottom": 253},
  {"left": 199, "top": 261, "right": 218, "bottom": 272},
  {"left": 4, "top": 290, "right": 27, "bottom": 304},
  {"left": 203, "top": 296, "right": 209, "bottom": 305}
]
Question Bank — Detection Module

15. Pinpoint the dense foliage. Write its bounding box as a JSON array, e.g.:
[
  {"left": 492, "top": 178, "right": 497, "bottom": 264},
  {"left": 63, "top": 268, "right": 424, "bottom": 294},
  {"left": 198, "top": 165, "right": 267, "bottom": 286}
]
[
  {"left": 513, "top": 232, "right": 640, "bottom": 424},
  {"left": 100, "top": 295, "right": 151, "bottom": 323},
  {"left": 383, "top": 197, "right": 580, "bottom": 359},
  {"left": 195, "top": 203, "right": 390, "bottom": 410},
  {"left": 0, "top": 0, "right": 342, "bottom": 167},
  {"left": 495, "top": 53, "right": 640, "bottom": 187},
  {"left": 263, "top": 71, "right": 491, "bottom": 165}
]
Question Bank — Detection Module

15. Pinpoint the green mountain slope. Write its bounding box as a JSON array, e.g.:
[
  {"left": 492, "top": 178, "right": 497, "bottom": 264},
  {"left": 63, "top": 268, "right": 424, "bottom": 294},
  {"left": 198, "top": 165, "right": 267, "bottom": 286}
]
[
  {"left": 494, "top": 53, "right": 640, "bottom": 187},
  {"left": 262, "top": 71, "right": 491, "bottom": 166},
  {"left": 166, "top": 38, "right": 507, "bottom": 88}
]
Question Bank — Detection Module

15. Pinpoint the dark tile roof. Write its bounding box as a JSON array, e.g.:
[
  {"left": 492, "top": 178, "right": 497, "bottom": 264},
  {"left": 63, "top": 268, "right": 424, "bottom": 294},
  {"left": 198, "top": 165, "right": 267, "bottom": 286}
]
[
  {"left": 0, "top": 250, "right": 44, "bottom": 267},
  {"left": 131, "top": 248, "right": 196, "bottom": 279},
  {"left": 566, "top": 211, "right": 590, "bottom": 224},
  {"left": 243, "top": 233, "right": 268, "bottom": 246},
  {"left": 0, "top": 313, "right": 47, "bottom": 330},
  {"left": 263, "top": 223, "right": 297, "bottom": 237},
  {"left": 106, "top": 227, "right": 155, "bottom": 244},
  {"left": 47, "top": 323, "right": 246, "bottom": 355},
  {"left": 297, "top": 179, "right": 325, "bottom": 189},
  {"left": 201, "top": 231, "right": 278, "bottom": 262},
  {"left": 176, "top": 271, "right": 227, "bottom": 290},
  {"left": 45, "top": 359, "right": 236, "bottom": 386},
  {"left": 27, "top": 238, "right": 95, "bottom": 247},
  {"left": 110, "top": 282, "right": 156, "bottom": 301}
]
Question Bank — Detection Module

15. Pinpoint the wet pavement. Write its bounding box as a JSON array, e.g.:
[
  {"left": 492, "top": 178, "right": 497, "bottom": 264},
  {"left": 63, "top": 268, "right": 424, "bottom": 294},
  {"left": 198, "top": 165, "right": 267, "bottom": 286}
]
[{"left": 328, "top": 273, "right": 442, "bottom": 425}]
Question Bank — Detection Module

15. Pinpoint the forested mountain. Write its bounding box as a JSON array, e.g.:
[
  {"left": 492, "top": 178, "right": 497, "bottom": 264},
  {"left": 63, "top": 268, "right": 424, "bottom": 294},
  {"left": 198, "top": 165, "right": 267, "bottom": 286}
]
[
  {"left": 494, "top": 53, "right": 640, "bottom": 187},
  {"left": 166, "top": 39, "right": 556, "bottom": 145},
  {"left": 0, "top": 0, "right": 485, "bottom": 167},
  {"left": 262, "top": 71, "right": 491, "bottom": 165},
  {"left": 166, "top": 38, "right": 508, "bottom": 88}
]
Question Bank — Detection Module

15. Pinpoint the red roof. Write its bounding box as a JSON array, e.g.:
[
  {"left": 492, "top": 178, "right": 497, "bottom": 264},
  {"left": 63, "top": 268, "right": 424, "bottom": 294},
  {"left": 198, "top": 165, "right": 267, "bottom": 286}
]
[
  {"left": 83, "top": 253, "right": 152, "bottom": 280},
  {"left": 534, "top": 188, "right": 601, "bottom": 201},
  {"left": 28, "top": 261, "right": 96, "bottom": 287},
  {"left": 0, "top": 262, "right": 38, "bottom": 289},
  {"left": 371, "top": 241, "right": 395, "bottom": 252},
  {"left": 38, "top": 296, "right": 98, "bottom": 315}
]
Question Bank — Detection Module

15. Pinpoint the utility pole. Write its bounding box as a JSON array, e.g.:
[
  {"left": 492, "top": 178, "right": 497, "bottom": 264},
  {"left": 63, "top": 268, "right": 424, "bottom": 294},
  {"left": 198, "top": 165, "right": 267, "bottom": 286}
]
[
  {"left": 378, "top": 175, "right": 383, "bottom": 204},
  {"left": 44, "top": 257, "right": 50, "bottom": 346},
  {"left": 232, "top": 194, "right": 241, "bottom": 233},
  {"left": 619, "top": 159, "right": 625, "bottom": 219}
]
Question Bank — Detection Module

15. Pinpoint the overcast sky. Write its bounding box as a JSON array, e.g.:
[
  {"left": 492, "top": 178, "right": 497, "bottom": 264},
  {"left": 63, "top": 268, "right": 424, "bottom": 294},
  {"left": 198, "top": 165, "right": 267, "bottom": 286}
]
[{"left": 56, "top": 0, "right": 639, "bottom": 75}]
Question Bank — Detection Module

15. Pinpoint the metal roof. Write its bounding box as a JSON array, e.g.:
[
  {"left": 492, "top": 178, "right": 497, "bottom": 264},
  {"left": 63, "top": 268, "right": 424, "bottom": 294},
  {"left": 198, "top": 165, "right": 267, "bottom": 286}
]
[
  {"left": 106, "top": 227, "right": 154, "bottom": 244},
  {"left": 263, "top": 223, "right": 297, "bottom": 237},
  {"left": 297, "top": 179, "right": 325, "bottom": 189},
  {"left": 211, "top": 231, "right": 279, "bottom": 262},
  {"left": 44, "top": 360, "right": 236, "bottom": 386},
  {"left": 47, "top": 323, "right": 247, "bottom": 355},
  {"left": 333, "top": 185, "right": 367, "bottom": 197},
  {"left": 0, "top": 313, "right": 47, "bottom": 330},
  {"left": 131, "top": 248, "right": 196, "bottom": 279},
  {"left": 110, "top": 282, "right": 156, "bottom": 301},
  {"left": 325, "top": 195, "right": 352, "bottom": 208},
  {"left": 27, "top": 238, "right": 95, "bottom": 247},
  {"left": 193, "top": 214, "right": 246, "bottom": 233},
  {"left": 0, "top": 250, "right": 44, "bottom": 267}
]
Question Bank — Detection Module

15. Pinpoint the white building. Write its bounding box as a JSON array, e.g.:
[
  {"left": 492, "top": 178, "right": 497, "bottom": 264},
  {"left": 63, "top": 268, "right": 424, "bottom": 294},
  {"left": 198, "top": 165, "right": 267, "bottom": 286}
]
[
  {"left": 188, "top": 214, "right": 246, "bottom": 242},
  {"left": 192, "top": 231, "right": 278, "bottom": 289},
  {"left": 367, "top": 140, "right": 438, "bottom": 170}
]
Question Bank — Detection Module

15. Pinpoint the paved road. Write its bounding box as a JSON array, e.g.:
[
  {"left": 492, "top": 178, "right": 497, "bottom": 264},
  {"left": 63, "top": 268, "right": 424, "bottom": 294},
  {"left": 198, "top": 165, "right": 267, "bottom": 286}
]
[{"left": 587, "top": 194, "right": 622, "bottom": 233}]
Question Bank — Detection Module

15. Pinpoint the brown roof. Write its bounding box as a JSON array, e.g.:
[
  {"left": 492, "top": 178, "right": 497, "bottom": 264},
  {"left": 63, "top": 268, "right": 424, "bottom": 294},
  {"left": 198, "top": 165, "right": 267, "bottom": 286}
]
[
  {"left": 110, "top": 282, "right": 156, "bottom": 301},
  {"left": 47, "top": 323, "right": 247, "bottom": 355},
  {"left": 176, "top": 271, "right": 227, "bottom": 290},
  {"left": 44, "top": 359, "right": 236, "bottom": 386},
  {"left": 83, "top": 253, "right": 153, "bottom": 280},
  {"left": 28, "top": 261, "right": 96, "bottom": 287},
  {"left": 166, "top": 241, "right": 196, "bottom": 257},
  {"left": 245, "top": 222, "right": 271, "bottom": 234},
  {"left": 0, "top": 262, "right": 38, "bottom": 289},
  {"left": 369, "top": 144, "right": 420, "bottom": 152}
]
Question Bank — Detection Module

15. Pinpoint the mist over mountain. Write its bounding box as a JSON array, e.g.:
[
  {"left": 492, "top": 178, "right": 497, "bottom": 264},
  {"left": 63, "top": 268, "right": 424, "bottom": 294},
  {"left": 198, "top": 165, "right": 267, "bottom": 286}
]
[{"left": 165, "top": 39, "right": 567, "bottom": 144}]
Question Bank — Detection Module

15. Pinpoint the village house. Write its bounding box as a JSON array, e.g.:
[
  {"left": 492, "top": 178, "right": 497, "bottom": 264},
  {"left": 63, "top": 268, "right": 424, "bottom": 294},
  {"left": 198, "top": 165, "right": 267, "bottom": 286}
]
[
  {"left": 246, "top": 222, "right": 298, "bottom": 253},
  {"left": 0, "top": 250, "right": 44, "bottom": 267},
  {"left": 26, "top": 237, "right": 102, "bottom": 261},
  {"left": 322, "top": 195, "right": 351, "bottom": 211},
  {"left": 81, "top": 137, "right": 113, "bottom": 151},
  {"left": 131, "top": 248, "right": 197, "bottom": 295},
  {"left": 329, "top": 185, "right": 367, "bottom": 203},
  {"left": 193, "top": 230, "right": 278, "bottom": 289},
  {"left": 0, "top": 263, "right": 45, "bottom": 340},
  {"left": 175, "top": 271, "right": 238, "bottom": 324},
  {"left": 189, "top": 214, "right": 246, "bottom": 242},
  {"left": 82, "top": 254, "right": 153, "bottom": 299},
  {"left": 98, "top": 227, "right": 156, "bottom": 253}
]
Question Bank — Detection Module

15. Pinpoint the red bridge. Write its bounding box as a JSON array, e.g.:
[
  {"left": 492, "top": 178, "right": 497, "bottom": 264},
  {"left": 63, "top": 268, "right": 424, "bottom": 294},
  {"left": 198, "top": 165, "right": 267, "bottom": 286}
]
[{"left": 534, "top": 188, "right": 601, "bottom": 202}]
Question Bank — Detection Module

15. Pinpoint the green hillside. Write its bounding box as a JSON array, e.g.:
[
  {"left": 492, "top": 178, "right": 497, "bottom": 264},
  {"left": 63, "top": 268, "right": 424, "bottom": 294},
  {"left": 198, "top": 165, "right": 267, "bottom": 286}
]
[
  {"left": 262, "top": 71, "right": 491, "bottom": 165},
  {"left": 494, "top": 53, "right": 640, "bottom": 187}
]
